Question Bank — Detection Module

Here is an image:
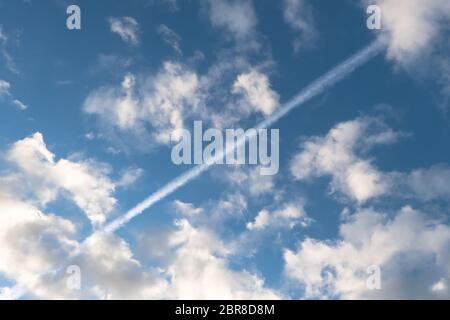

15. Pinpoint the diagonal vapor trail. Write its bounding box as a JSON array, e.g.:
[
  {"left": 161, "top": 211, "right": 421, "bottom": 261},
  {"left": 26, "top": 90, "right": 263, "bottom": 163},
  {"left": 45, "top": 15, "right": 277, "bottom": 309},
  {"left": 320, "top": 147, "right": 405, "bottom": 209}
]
[
  {"left": 103, "top": 37, "right": 387, "bottom": 233},
  {"left": 1, "top": 38, "right": 386, "bottom": 300}
]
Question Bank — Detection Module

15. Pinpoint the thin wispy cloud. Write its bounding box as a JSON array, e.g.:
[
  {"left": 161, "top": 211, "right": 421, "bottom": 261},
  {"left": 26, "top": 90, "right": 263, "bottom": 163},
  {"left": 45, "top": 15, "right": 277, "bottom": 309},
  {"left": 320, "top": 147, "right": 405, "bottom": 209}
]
[
  {"left": 283, "top": 0, "right": 317, "bottom": 51},
  {"left": 158, "top": 24, "right": 182, "bottom": 55},
  {"left": 108, "top": 16, "right": 140, "bottom": 46},
  {"left": 0, "top": 79, "right": 27, "bottom": 111},
  {"left": 0, "top": 25, "right": 7, "bottom": 44},
  {"left": 2, "top": 49, "right": 19, "bottom": 74}
]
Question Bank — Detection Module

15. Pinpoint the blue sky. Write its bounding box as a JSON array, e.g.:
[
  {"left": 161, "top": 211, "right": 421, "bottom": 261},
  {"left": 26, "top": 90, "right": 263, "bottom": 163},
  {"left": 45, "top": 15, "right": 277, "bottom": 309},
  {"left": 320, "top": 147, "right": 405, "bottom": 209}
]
[{"left": 0, "top": 0, "right": 450, "bottom": 299}]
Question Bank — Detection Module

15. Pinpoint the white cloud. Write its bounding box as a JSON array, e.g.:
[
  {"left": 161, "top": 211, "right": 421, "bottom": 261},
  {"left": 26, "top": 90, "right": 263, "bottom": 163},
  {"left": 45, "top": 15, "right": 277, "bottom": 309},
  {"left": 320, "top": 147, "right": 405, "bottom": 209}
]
[
  {"left": 0, "top": 191, "right": 79, "bottom": 299},
  {"left": 431, "top": 279, "right": 447, "bottom": 294},
  {"left": 290, "top": 116, "right": 450, "bottom": 204},
  {"left": 283, "top": 0, "right": 317, "bottom": 51},
  {"left": 76, "top": 232, "right": 169, "bottom": 299},
  {"left": 247, "top": 209, "right": 270, "bottom": 231},
  {"left": 407, "top": 165, "right": 450, "bottom": 201},
  {"left": 5, "top": 132, "right": 117, "bottom": 225},
  {"left": 173, "top": 200, "right": 204, "bottom": 216},
  {"left": 0, "top": 79, "right": 27, "bottom": 111},
  {"left": 84, "top": 219, "right": 279, "bottom": 299},
  {"left": 116, "top": 167, "right": 144, "bottom": 188},
  {"left": 224, "top": 166, "right": 275, "bottom": 197},
  {"left": 0, "top": 79, "right": 10, "bottom": 96},
  {"left": 202, "top": 59, "right": 281, "bottom": 128},
  {"left": 108, "top": 17, "right": 140, "bottom": 46},
  {"left": 217, "top": 193, "right": 248, "bottom": 216},
  {"left": 232, "top": 70, "right": 280, "bottom": 116},
  {"left": 158, "top": 24, "right": 182, "bottom": 55},
  {"left": 0, "top": 132, "right": 280, "bottom": 299},
  {"left": 0, "top": 173, "right": 165, "bottom": 299},
  {"left": 83, "top": 62, "right": 202, "bottom": 146},
  {"left": 2, "top": 49, "right": 19, "bottom": 74},
  {"left": 0, "top": 26, "right": 19, "bottom": 75},
  {"left": 290, "top": 117, "right": 400, "bottom": 203},
  {"left": 0, "top": 205, "right": 280, "bottom": 299},
  {"left": 85, "top": 132, "right": 95, "bottom": 140},
  {"left": 0, "top": 189, "right": 168, "bottom": 299},
  {"left": 89, "top": 74, "right": 139, "bottom": 130},
  {"left": 12, "top": 99, "right": 27, "bottom": 110},
  {"left": 247, "top": 202, "right": 312, "bottom": 231},
  {"left": 367, "top": 0, "right": 450, "bottom": 63},
  {"left": 284, "top": 206, "right": 450, "bottom": 299},
  {"left": 170, "top": 192, "right": 250, "bottom": 233},
  {"left": 207, "top": 0, "right": 257, "bottom": 41},
  {"left": 83, "top": 56, "right": 279, "bottom": 152},
  {"left": 163, "top": 219, "right": 280, "bottom": 299}
]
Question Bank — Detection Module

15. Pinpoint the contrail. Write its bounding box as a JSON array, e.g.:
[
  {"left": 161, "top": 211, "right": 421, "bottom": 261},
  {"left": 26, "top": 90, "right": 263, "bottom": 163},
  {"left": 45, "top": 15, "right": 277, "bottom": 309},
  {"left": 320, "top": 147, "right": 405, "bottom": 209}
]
[
  {"left": 103, "top": 38, "right": 386, "bottom": 233},
  {"left": 1, "top": 39, "right": 386, "bottom": 300}
]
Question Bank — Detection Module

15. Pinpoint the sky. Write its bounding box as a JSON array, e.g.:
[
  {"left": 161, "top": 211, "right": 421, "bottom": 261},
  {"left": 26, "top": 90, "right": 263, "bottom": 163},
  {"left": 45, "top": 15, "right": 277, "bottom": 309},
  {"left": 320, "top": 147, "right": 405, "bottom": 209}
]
[{"left": 0, "top": 0, "right": 450, "bottom": 300}]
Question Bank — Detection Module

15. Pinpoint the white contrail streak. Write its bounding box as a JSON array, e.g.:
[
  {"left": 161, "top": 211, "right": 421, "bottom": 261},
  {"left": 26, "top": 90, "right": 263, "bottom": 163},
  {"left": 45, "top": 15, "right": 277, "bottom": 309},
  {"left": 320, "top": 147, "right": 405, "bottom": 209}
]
[
  {"left": 1, "top": 39, "right": 386, "bottom": 300},
  {"left": 103, "top": 164, "right": 211, "bottom": 232},
  {"left": 103, "top": 38, "right": 386, "bottom": 233}
]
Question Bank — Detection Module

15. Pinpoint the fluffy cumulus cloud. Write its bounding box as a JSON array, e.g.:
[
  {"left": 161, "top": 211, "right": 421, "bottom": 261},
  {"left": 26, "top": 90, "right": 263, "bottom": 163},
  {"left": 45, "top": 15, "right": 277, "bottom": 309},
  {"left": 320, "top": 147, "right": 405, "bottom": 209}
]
[
  {"left": 232, "top": 70, "right": 280, "bottom": 116},
  {"left": 0, "top": 173, "right": 83, "bottom": 299},
  {"left": 108, "top": 17, "right": 140, "bottom": 46},
  {"left": 203, "top": 60, "right": 280, "bottom": 128},
  {"left": 74, "top": 232, "right": 169, "bottom": 299},
  {"left": 284, "top": 206, "right": 450, "bottom": 299},
  {"left": 0, "top": 192, "right": 78, "bottom": 298},
  {"left": 0, "top": 131, "right": 278, "bottom": 299},
  {"left": 162, "top": 219, "right": 280, "bottom": 299},
  {"left": 83, "top": 62, "right": 202, "bottom": 146},
  {"left": 0, "top": 201, "right": 167, "bottom": 299},
  {"left": 83, "top": 218, "right": 280, "bottom": 299},
  {"left": 247, "top": 203, "right": 312, "bottom": 231},
  {"left": 290, "top": 117, "right": 400, "bottom": 203},
  {"left": 0, "top": 225, "right": 162, "bottom": 299},
  {"left": 4, "top": 133, "right": 117, "bottom": 225},
  {"left": 0, "top": 133, "right": 152, "bottom": 298},
  {"left": 366, "top": 0, "right": 450, "bottom": 63},
  {"left": 283, "top": 0, "right": 317, "bottom": 51},
  {"left": 0, "top": 208, "right": 280, "bottom": 299},
  {"left": 83, "top": 59, "right": 280, "bottom": 150}
]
